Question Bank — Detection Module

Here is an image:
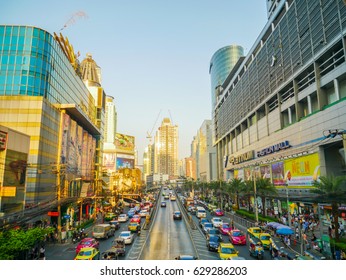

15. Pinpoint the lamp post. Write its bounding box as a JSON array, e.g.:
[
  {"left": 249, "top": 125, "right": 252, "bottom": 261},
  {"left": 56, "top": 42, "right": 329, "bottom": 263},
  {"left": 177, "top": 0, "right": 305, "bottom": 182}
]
[
  {"left": 285, "top": 184, "right": 292, "bottom": 227},
  {"left": 253, "top": 168, "right": 259, "bottom": 224}
]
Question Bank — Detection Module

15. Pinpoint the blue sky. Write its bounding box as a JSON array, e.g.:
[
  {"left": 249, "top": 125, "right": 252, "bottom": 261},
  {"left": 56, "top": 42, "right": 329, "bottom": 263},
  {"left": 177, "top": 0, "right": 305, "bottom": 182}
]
[{"left": 1, "top": 0, "right": 268, "bottom": 163}]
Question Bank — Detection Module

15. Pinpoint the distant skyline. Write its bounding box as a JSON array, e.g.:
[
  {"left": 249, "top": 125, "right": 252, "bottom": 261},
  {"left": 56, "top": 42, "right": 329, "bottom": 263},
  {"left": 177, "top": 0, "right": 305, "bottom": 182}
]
[{"left": 1, "top": 0, "right": 268, "bottom": 163}]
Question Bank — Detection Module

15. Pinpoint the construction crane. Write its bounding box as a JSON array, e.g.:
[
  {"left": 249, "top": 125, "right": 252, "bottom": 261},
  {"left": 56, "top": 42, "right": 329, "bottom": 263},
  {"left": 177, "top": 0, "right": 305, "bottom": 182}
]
[{"left": 147, "top": 110, "right": 162, "bottom": 144}]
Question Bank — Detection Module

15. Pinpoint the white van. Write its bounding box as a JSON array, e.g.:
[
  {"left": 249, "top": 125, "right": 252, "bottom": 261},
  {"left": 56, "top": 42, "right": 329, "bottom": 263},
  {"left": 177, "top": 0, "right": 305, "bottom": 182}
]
[
  {"left": 196, "top": 206, "right": 206, "bottom": 218},
  {"left": 92, "top": 223, "right": 115, "bottom": 239}
]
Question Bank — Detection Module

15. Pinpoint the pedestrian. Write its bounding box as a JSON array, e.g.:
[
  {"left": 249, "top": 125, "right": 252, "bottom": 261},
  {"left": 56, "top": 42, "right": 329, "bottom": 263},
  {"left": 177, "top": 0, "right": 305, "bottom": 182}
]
[
  {"left": 39, "top": 246, "right": 45, "bottom": 260},
  {"left": 286, "top": 237, "right": 291, "bottom": 247},
  {"left": 311, "top": 233, "right": 317, "bottom": 242}
]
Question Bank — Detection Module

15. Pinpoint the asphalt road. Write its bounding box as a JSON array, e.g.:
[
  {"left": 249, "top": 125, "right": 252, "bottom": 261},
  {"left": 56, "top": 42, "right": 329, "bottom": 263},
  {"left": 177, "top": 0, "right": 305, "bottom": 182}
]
[{"left": 139, "top": 194, "right": 195, "bottom": 260}]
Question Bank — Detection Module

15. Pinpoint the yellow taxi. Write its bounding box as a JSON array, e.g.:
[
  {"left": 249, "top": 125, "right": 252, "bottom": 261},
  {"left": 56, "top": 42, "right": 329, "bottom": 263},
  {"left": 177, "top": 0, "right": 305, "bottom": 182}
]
[
  {"left": 128, "top": 222, "right": 140, "bottom": 232},
  {"left": 217, "top": 243, "right": 239, "bottom": 260},
  {"left": 258, "top": 233, "right": 272, "bottom": 250},
  {"left": 74, "top": 247, "right": 100, "bottom": 260},
  {"left": 247, "top": 227, "right": 263, "bottom": 239}
]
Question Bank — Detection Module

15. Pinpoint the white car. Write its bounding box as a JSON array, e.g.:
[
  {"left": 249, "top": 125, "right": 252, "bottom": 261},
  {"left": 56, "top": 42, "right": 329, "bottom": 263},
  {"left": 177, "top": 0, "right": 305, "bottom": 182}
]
[
  {"left": 139, "top": 210, "right": 149, "bottom": 217},
  {"left": 211, "top": 217, "right": 223, "bottom": 228},
  {"left": 118, "top": 214, "right": 129, "bottom": 222},
  {"left": 118, "top": 231, "right": 134, "bottom": 244}
]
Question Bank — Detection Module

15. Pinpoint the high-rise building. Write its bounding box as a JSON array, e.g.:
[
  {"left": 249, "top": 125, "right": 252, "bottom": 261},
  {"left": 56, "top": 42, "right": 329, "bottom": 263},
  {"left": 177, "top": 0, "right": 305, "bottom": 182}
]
[
  {"left": 209, "top": 45, "right": 244, "bottom": 109},
  {"left": 80, "top": 53, "right": 106, "bottom": 189},
  {"left": 190, "top": 120, "right": 217, "bottom": 182},
  {"left": 213, "top": 0, "right": 346, "bottom": 201},
  {"left": 0, "top": 26, "right": 100, "bottom": 206},
  {"left": 185, "top": 157, "right": 196, "bottom": 180},
  {"left": 154, "top": 118, "right": 178, "bottom": 177},
  {"left": 102, "top": 95, "right": 117, "bottom": 174},
  {"left": 143, "top": 143, "right": 154, "bottom": 183},
  {"left": 104, "top": 95, "right": 117, "bottom": 145}
]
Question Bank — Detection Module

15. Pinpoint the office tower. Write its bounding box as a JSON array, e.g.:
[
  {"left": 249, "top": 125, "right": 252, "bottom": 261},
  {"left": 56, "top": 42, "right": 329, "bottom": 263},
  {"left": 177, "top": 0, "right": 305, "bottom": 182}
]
[
  {"left": 209, "top": 45, "right": 244, "bottom": 109},
  {"left": 154, "top": 118, "right": 178, "bottom": 177}
]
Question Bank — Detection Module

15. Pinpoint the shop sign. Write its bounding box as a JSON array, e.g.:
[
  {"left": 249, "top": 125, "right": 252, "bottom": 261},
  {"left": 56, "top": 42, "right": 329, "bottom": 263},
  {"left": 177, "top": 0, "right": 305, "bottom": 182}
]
[
  {"left": 257, "top": 140, "right": 290, "bottom": 157},
  {"left": 0, "top": 186, "right": 16, "bottom": 197},
  {"left": 48, "top": 211, "right": 59, "bottom": 217},
  {"left": 226, "top": 150, "right": 255, "bottom": 166},
  {"left": 0, "top": 131, "right": 8, "bottom": 151}
]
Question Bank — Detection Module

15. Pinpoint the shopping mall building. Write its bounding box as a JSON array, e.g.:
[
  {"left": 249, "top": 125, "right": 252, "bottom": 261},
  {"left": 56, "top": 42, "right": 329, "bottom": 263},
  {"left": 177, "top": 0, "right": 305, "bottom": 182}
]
[
  {"left": 0, "top": 25, "right": 104, "bottom": 221},
  {"left": 213, "top": 0, "right": 346, "bottom": 211}
]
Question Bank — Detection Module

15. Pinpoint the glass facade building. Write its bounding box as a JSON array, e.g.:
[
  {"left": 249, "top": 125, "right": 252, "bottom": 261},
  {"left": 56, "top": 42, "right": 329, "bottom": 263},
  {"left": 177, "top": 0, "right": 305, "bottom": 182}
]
[
  {"left": 209, "top": 45, "right": 244, "bottom": 108},
  {"left": 0, "top": 25, "right": 100, "bottom": 205}
]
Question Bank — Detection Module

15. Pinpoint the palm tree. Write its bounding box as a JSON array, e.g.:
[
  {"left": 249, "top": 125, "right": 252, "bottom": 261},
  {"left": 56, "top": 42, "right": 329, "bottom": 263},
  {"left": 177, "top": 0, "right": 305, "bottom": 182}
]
[
  {"left": 228, "top": 178, "right": 245, "bottom": 210},
  {"left": 312, "top": 175, "right": 346, "bottom": 241},
  {"left": 241, "top": 180, "right": 255, "bottom": 212},
  {"left": 255, "top": 178, "right": 278, "bottom": 217}
]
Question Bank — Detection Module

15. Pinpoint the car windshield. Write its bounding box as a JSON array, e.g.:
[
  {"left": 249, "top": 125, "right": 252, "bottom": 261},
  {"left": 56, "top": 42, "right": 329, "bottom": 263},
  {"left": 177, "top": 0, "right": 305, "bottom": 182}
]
[
  {"left": 213, "top": 218, "right": 221, "bottom": 222},
  {"left": 120, "top": 233, "right": 130, "bottom": 237},
  {"left": 209, "top": 229, "right": 219, "bottom": 234},
  {"left": 232, "top": 231, "right": 243, "bottom": 237},
  {"left": 221, "top": 247, "right": 236, "bottom": 254},
  {"left": 261, "top": 235, "right": 271, "bottom": 240},
  {"left": 253, "top": 229, "right": 261, "bottom": 233},
  {"left": 79, "top": 250, "right": 92, "bottom": 256},
  {"left": 80, "top": 240, "right": 92, "bottom": 245},
  {"left": 174, "top": 212, "right": 180, "bottom": 215},
  {"left": 209, "top": 236, "right": 219, "bottom": 242},
  {"left": 222, "top": 224, "right": 230, "bottom": 229},
  {"left": 205, "top": 223, "right": 213, "bottom": 228}
]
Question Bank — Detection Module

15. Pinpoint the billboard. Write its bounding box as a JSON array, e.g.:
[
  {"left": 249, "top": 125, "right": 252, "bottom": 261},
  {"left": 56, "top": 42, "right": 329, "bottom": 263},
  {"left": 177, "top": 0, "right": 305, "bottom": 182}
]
[
  {"left": 116, "top": 154, "right": 135, "bottom": 170},
  {"left": 284, "top": 153, "right": 320, "bottom": 187},
  {"left": 115, "top": 133, "right": 135, "bottom": 153},
  {"left": 103, "top": 153, "right": 116, "bottom": 171}
]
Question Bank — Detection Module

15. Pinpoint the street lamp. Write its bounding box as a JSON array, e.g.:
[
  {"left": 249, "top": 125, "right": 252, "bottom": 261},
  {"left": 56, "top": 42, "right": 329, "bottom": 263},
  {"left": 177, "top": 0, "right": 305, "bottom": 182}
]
[
  {"left": 253, "top": 168, "right": 259, "bottom": 224},
  {"left": 285, "top": 183, "right": 292, "bottom": 227}
]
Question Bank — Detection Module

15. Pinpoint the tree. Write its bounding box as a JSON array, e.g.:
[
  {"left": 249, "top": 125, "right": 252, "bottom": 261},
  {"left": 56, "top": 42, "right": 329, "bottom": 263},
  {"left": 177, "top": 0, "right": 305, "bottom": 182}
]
[
  {"left": 255, "top": 178, "right": 277, "bottom": 217},
  {"left": 241, "top": 180, "right": 255, "bottom": 212},
  {"left": 0, "top": 227, "right": 54, "bottom": 260},
  {"left": 228, "top": 178, "right": 245, "bottom": 210},
  {"left": 312, "top": 175, "right": 346, "bottom": 241}
]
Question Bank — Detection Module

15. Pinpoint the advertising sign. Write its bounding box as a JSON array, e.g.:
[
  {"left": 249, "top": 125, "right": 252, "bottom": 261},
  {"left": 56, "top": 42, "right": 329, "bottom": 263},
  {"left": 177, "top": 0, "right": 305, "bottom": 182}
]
[
  {"left": 116, "top": 154, "right": 135, "bottom": 170},
  {"left": 0, "top": 186, "right": 16, "bottom": 197},
  {"left": 284, "top": 153, "right": 320, "bottom": 187},
  {"left": 115, "top": 133, "right": 135, "bottom": 153},
  {"left": 272, "top": 161, "right": 285, "bottom": 186}
]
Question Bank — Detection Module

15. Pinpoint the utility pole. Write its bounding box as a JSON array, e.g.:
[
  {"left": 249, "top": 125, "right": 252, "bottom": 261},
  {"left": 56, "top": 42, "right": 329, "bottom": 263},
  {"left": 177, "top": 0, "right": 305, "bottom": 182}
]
[
  {"left": 57, "top": 164, "right": 61, "bottom": 243},
  {"left": 286, "top": 184, "right": 292, "bottom": 227}
]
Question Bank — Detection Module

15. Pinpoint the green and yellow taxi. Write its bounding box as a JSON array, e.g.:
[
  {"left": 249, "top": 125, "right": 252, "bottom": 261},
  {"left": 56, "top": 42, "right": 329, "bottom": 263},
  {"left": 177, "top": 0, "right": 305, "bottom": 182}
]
[
  {"left": 247, "top": 227, "right": 263, "bottom": 239},
  {"left": 74, "top": 247, "right": 100, "bottom": 260},
  {"left": 218, "top": 243, "right": 239, "bottom": 260},
  {"left": 104, "top": 212, "right": 117, "bottom": 221},
  {"left": 258, "top": 233, "right": 272, "bottom": 250}
]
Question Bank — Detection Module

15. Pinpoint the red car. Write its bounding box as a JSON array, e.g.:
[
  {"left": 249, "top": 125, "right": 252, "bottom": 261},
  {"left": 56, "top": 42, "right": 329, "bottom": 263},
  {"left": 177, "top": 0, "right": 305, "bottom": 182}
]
[
  {"left": 214, "top": 209, "right": 224, "bottom": 216},
  {"left": 130, "top": 215, "right": 141, "bottom": 224},
  {"left": 228, "top": 230, "right": 246, "bottom": 245},
  {"left": 219, "top": 223, "right": 232, "bottom": 235},
  {"left": 75, "top": 238, "right": 99, "bottom": 254}
]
